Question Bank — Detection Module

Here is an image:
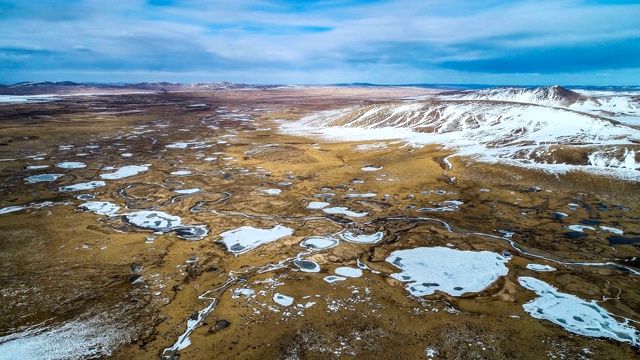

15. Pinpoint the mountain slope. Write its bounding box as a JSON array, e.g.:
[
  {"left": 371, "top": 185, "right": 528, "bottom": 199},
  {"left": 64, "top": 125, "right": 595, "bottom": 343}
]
[
  {"left": 435, "top": 85, "right": 640, "bottom": 126},
  {"left": 282, "top": 93, "right": 640, "bottom": 179}
]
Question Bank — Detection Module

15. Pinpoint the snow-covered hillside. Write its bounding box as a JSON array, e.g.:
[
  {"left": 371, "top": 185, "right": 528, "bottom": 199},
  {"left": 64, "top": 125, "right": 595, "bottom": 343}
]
[
  {"left": 439, "top": 85, "right": 595, "bottom": 107},
  {"left": 281, "top": 88, "right": 640, "bottom": 180},
  {"left": 437, "top": 85, "right": 640, "bottom": 126}
]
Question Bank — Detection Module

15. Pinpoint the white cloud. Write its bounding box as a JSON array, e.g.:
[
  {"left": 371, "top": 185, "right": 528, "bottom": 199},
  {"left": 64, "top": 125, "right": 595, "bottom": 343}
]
[{"left": 0, "top": 0, "right": 638, "bottom": 84}]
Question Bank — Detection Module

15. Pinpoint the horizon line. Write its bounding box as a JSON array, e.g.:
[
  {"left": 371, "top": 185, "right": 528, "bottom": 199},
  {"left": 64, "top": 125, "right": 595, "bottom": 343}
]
[{"left": 1, "top": 81, "right": 639, "bottom": 89}]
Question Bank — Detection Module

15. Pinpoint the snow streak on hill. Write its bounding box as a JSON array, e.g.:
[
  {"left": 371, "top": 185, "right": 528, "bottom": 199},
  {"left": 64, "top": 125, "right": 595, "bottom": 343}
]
[{"left": 282, "top": 86, "right": 640, "bottom": 180}]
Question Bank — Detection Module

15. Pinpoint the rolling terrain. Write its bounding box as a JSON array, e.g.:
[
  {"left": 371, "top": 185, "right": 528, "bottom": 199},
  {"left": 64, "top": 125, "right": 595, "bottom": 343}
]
[{"left": 285, "top": 85, "right": 640, "bottom": 180}]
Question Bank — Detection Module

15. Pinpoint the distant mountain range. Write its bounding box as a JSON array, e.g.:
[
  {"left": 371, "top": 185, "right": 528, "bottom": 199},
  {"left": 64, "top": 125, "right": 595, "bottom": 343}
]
[
  {"left": 0, "top": 81, "right": 284, "bottom": 95},
  {"left": 2, "top": 81, "right": 639, "bottom": 96}
]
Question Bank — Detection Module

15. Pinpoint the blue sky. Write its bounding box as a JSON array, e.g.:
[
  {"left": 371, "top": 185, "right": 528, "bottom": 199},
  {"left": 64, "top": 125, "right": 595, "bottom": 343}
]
[{"left": 1, "top": 0, "right": 638, "bottom": 85}]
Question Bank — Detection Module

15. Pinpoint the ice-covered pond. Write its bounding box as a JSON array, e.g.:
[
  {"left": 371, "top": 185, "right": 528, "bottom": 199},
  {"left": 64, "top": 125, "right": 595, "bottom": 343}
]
[
  {"left": 100, "top": 165, "right": 149, "bottom": 180},
  {"left": 218, "top": 225, "right": 294, "bottom": 255},
  {"left": 519, "top": 277, "right": 639, "bottom": 346},
  {"left": 386, "top": 247, "right": 510, "bottom": 296},
  {"left": 24, "top": 174, "right": 63, "bottom": 183}
]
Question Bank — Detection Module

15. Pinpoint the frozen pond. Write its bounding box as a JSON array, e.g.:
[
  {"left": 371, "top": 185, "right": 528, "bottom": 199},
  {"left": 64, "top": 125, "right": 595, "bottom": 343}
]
[
  {"left": 79, "top": 201, "right": 121, "bottom": 216},
  {"left": 335, "top": 267, "right": 362, "bottom": 278},
  {"left": 300, "top": 236, "right": 339, "bottom": 250},
  {"left": 294, "top": 260, "right": 321, "bottom": 273},
  {"left": 273, "top": 293, "right": 294, "bottom": 307},
  {"left": 124, "top": 211, "right": 208, "bottom": 240},
  {"left": 24, "top": 174, "right": 63, "bottom": 183},
  {"left": 125, "top": 211, "right": 182, "bottom": 230},
  {"left": 322, "top": 207, "right": 368, "bottom": 217},
  {"left": 59, "top": 181, "right": 106, "bottom": 192},
  {"left": 219, "top": 225, "right": 294, "bottom": 255},
  {"left": 518, "top": 277, "right": 639, "bottom": 346},
  {"left": 340, "top": 231, "right": 384, "bottom": 244},
  {"left": 307, "top": 201, "right": 330, "bottom": 209},
  {"left": 526, "top": 264, "right": 557, "bottom": 272},
  {"left": 100, "top": 165, "right": 149, "bottom": 180},
  {"left": 386, "top": 247, "right": 510, "bottom": 296},
  {"left": 323, "top": 276, "right": 347, "bottom": 283},
  {"left": 55, "top": 162, "right": 86, "bottom": 169}
]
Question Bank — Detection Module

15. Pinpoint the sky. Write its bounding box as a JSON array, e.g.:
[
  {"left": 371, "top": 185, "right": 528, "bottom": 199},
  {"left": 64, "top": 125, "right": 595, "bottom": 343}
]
[{"left": 1, "top": 0, "right": 639, "bottom": 85}]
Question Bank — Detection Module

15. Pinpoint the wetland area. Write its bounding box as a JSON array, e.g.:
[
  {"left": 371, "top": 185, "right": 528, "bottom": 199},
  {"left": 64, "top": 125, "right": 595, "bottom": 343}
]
[{"left": 0, "top": 86, "right": 638, "bottom": 359}]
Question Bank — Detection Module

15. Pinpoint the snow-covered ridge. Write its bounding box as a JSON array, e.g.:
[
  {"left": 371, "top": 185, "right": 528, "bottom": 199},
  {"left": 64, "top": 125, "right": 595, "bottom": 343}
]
[
  {"left": 438, "top": 85, "right": 597, "bottom": 108},
  {"left": 436, "top": 85, "right": 640, "bottom": 126},
  {"left": 281, "top": 87, "right": 640, "bottom": 180}
]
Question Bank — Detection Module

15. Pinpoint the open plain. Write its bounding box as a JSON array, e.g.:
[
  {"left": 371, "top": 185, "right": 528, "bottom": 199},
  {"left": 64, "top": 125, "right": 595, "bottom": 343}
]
[{"left": 0, "top": 86, "right": 638, "bottom": 359}]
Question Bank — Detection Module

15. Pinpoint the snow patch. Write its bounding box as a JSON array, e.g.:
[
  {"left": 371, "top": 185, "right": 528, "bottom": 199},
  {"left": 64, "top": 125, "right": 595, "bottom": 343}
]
[
  {"left": 0, "top": 316, "right": 133, "bottom": 360},
  {"left": 361, "top": 166, "right": 383, "bottom": 171},
  {"left": 262, "top": 189, "right": 281, "bottom": 195},
  {"left": 173, "top": 188, "right": 201, "bottom": 194}
]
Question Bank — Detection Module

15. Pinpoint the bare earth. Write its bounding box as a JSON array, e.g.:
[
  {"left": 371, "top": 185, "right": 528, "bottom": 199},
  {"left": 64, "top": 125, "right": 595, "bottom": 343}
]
[{"left": 0, "top": 87, "right": 638, "bottom": 360}]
